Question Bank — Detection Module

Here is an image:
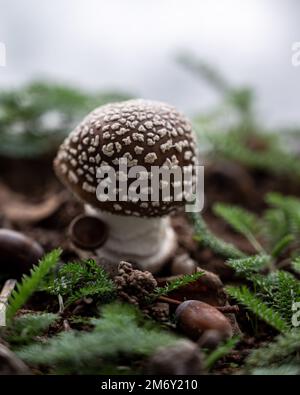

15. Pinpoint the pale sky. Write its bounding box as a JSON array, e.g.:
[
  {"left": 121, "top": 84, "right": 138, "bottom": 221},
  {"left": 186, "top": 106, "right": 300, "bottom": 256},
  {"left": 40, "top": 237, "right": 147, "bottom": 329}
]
[{"left": 0, "top": 0, "right": 300, "bottom": 127}]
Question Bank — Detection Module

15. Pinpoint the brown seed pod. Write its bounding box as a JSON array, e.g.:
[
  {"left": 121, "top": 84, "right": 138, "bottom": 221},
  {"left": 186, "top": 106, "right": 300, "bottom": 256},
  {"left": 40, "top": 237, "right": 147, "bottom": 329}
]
[
  {"left": 69, "top": 214, "right": 109, "bottom": 250},
  {"left": 0, "top": 229, "right": 44, "bottom": 278},
  {"left": 175, "top": 300, "right": 233, "bottom": 341}
]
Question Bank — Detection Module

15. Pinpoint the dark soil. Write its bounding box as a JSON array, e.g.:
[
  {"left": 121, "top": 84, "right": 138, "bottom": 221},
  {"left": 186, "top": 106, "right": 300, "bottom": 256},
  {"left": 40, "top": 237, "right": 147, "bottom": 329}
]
[{"left": 1, "top": 152, "right": 300, "bottom": 375}]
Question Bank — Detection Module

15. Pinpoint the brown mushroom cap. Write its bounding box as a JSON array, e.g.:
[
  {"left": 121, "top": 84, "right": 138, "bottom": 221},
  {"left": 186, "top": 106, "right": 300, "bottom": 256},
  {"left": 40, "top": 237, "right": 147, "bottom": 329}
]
[{"left": 54, "top": 99, "right": 197, "bottom": 217}]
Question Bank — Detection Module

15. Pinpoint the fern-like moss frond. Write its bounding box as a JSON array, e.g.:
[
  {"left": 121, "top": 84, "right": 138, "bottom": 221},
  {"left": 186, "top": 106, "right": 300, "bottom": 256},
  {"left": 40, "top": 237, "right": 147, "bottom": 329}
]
[
  {"left": 227, "top": 255, "right": 271, "bottom": 277},
  {"left": 6, "top": 248, "right": 62, "bottom": 322},
  {"left": 153, "top": 270, "right": 205, "bottom": 299},
  {"left": 261, "top": 271, "right": 300, "bottom": 325},
  {"left": 246, "top": 329, "right": 300, "bottom": 369},
  {"left": 292, "top": 257, "right": 300, "bottom": 274},
  {"left": 190, "top": 212, "right": 245, "bottom": 259},
  {"left": 48, "top": 259, "right": 116, "bottom": 306},
  {"left": 208, "top": 131, "right": 300, "bottom": 179},
  {"left": 266, "top": 193, "right": 300, "bottom": 238},
  {"left": 5, "top": 313, "right": 58, "bottom": 346},
  {"left": 226, "top": 285, "right": 289, "bottom": 333},
  {"left": 17, "top": 303, "right": 177, "bottom": 374},
  {"left": 213, "top": 203, "right": 263, "bottom": 252}
]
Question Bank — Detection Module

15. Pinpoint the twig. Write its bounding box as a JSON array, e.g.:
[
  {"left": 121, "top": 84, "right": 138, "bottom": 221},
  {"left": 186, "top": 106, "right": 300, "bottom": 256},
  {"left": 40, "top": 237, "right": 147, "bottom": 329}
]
[
  {"left": 58, "top": 294, "right": 64, "bottom": 314},
  {"left": 158, "top": 296, "right": 181, "bottom": 305},
  {"left": 63, "top": 319, "right": 71, "bottom": 331},
  {"left": 216, "top": 305, "right": 239, "bottom": 314},
  {"left": 0, "top": 279, "right": 16, "bottom": 304},
  {"left": 0, "top": 279, "right": 17, "bottom": 324}
]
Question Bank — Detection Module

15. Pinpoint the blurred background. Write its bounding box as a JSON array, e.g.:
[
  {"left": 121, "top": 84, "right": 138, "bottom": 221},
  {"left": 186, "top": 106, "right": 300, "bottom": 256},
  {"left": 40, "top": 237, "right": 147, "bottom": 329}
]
[
  {"left": 1, "top": 0, "right": 300, "bottom": 202},
  {"left": 1, "top": 0, "right": 300, "bottom": 126}
]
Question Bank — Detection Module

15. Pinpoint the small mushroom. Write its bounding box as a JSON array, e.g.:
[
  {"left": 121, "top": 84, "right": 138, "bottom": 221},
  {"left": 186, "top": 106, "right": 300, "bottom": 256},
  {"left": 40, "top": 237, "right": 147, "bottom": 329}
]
[
  {"left": 69, "top": 214, "right": 109, "bottom": 250},
  {"left": 0, "top": 229, "right": 44, "bottom": 278},
  {"left": 54, "top": 99, "right": 197, "bottom": 273},
  {"left": 175, "top": 300, "right": 233, "bottom": 341}
]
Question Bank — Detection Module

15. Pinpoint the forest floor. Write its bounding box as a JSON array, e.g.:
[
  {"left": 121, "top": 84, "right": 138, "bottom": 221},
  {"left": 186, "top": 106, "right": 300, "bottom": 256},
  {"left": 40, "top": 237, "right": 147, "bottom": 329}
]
[{"left": 1, "top": 153, "right": 300, "bottom": 375}]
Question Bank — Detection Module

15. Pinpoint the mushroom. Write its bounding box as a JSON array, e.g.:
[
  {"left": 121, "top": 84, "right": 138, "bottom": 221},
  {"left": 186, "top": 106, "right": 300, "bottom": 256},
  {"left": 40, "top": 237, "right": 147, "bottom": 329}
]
[{"left": 54, "top": 99, "right": 197, "bottom": 273}]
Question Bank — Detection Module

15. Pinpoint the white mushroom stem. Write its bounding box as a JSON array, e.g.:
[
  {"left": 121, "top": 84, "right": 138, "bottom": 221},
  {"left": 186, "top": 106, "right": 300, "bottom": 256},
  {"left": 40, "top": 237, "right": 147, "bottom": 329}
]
[{"left": 85, "top": 205, "right": 177, "bottom": 273}]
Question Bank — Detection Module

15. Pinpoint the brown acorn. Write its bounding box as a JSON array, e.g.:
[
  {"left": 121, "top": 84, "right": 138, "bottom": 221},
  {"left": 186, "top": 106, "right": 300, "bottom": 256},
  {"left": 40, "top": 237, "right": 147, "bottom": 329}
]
[{"left": 175, "top": 300, "right": 233, "bottom": 341}]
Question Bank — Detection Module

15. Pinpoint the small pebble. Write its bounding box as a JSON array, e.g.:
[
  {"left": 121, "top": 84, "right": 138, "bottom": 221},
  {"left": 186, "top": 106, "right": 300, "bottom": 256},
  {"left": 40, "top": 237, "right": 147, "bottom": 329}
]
[
  {"left": 171, "top": 253, "right": 198, "bottom": 275},
  {"left": 198, "top": 329, "right": 227, "bottom": 350},
  {"left": 0, "top": 229, "right": 44, "bottom": 278}
]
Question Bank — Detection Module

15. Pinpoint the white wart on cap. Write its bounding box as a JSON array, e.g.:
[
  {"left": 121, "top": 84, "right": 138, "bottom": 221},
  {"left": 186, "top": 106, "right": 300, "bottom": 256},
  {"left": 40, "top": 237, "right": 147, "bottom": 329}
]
[{"left": 54, "top": 99, "right": 197, "bottom": 217}]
